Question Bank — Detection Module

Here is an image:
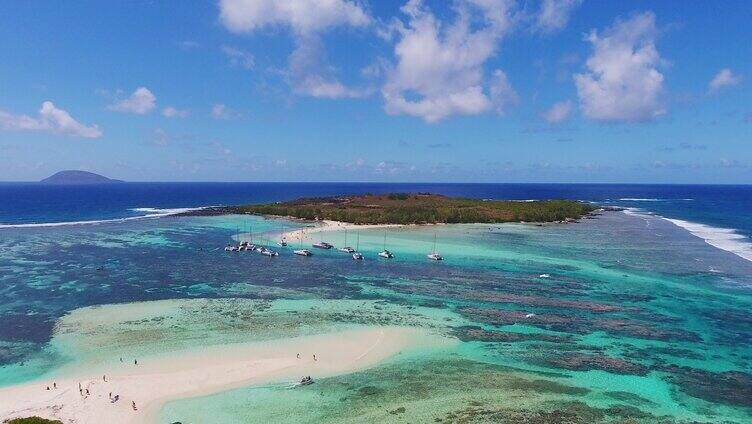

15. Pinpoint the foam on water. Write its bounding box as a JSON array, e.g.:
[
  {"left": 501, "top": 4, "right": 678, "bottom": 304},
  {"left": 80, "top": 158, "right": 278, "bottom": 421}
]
[
  {"left": 0, "top": 207, "right": 205, "bottom": 228},
  {"left": 664, "top": 218, "right": 752, "bottom": 262}
]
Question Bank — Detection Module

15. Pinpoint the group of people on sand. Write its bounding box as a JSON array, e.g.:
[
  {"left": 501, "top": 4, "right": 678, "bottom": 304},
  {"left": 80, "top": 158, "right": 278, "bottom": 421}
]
[
  {"left": 296, "top": 353, "right": 317, "bottom": 361},
  {"left": 45, "top": 358, "right": 141, "bottom": 412}
]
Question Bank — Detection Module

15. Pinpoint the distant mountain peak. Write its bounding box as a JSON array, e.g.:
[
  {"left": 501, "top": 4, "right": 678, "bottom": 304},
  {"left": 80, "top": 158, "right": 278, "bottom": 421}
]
[{"left": 40, "top": 170, "right": 123, "bottom": 184}]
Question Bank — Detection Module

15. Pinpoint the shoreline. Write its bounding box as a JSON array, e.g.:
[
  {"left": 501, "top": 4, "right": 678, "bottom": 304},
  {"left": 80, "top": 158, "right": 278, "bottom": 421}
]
[{"left": 0, "top": 326, "right": 435, "bottom": 424}]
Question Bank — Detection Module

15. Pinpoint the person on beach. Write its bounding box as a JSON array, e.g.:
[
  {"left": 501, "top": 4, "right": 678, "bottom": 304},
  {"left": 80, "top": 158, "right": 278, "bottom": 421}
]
[
  {"left": 313, "top": 354, "right": 317, "bottom": 361},
  {"left": 297, "top": 353, "right": 300, "bottom": 359},
  {"left": 120, "top": 357, "right": 123, "bottom": 363},
  {"left": 109, "top": 392, "right": 112, "bottom": 400},
  {"left": 132, "top": 401, "right": 137, "bottom": 410},
  {"left": 103, "top": 375, "right": 106, "bottom": 382},
  {"left": 53, "top": 382, "right": 56, "bottom": 389},
  {"left": 86, "top": 388, "right": 90, "bottom": 395},
  {"left": 46, "top": 386, "right": 50, "bottom": 390}
]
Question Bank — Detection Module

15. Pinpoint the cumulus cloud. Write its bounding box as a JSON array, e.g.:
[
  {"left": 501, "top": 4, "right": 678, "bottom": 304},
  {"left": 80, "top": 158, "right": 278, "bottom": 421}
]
[
  {"left": 108, "top": 87, "right": 156, "bottom": 114},
  {"left": 543, "top": 100, "right": 572, "bottom": 123},
  {"left": 219, "top": 0, "right": 370, "bottom": 99},
  {"left": 708, "top": 68, "right": 741, "bottom": 94},
  {"left": 211, "top": 103, "right": 241, "bottom": 120},
  {"left": 574, "top": 12, "right": 665, "bottom": 123},
  {"left": 0, "top": 101, "right": 102, "bottom": 138},
  {"left": 382, "top": 0, "right": 516, "bottom": 123},
  {"left": 221, "top": 45, "right": 255, "bottom": 69},
  {"left": 535, "top": 0, "right": 582, "bottom": 33},
  {"left": 161, "top": 106, "right": 189, "bottom": 118}
]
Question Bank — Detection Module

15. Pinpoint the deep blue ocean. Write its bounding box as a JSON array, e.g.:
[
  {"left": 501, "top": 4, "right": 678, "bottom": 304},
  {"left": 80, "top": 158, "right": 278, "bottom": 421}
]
[{"left": 1, "top": 182, "right": 751, "bottom": 239}]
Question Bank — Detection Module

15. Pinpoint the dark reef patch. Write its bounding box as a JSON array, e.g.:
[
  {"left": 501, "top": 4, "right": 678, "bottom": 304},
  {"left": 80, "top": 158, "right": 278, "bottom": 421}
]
[
  {"left": 543, "top": 353, "right": 650, "bottom": 376},
  {"left": 661, "top": 366, "right": 752, "bottom": 408}
]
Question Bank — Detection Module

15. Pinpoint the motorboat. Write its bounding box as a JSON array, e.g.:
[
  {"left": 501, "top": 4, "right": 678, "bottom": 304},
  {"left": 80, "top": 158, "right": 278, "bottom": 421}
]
[
  {"left": 312, "top": 241, "right": 333, "bottom": 249},
  {"left": 352, "top": 252, "right": 364, "bottom": 260},
  {"left": 294, "top": 249, "right": 313, "bottom": 256},
  {"left": 298, "top": 376, "right": 314, "bottom": 386}
]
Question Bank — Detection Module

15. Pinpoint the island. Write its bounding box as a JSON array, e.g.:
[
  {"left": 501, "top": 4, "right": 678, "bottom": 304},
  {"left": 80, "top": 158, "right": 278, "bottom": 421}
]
[
  {"left": 40, "top": 170, "right": 123, "bottom": 184},
  {"left": 185, "top": 193, "right": 596, "bottom": 224}
]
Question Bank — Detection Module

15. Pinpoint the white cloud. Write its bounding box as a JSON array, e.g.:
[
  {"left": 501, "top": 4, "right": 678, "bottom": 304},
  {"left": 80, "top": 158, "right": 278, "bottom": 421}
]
[
  {"left": 211, "top": 103, "right": 241, "bottom": 120},
  {"left": 161, "top": 106, "right": 189, "bottom": 118},
  {"left": 219, "top": 0, "right": 370, "bottom": 99},
  {"left": 489, "top": 69, "right": 518, "bottom": 114},
  {"left": 219, "top": 0, "right": 369, "bottom": 34},
  {"left": 221, "top": 45, "right": 255, "bottom": 69},
  {"left": 382, "top": 0, "right": 516, "bottom": 123},
  {"left": 574, "top": 12, "right": 665, "bottom": 123},
  {"left": 108, "top": 87, "right": 156, "bottom": 114},
  {"left": 0, "top": 101, "right": 102, "bottom": 138},
  {"left": 708, "top": 68, "right": 741, "bottom": 94},
  {"left": 287, "top": 35, "right": 370, "bottom": 98},
  {"left": 543, "top": 100, "right": 572, "bottom": 123},
  {"left": 535, "top": 0, "right": 582, "bottom": 33}
]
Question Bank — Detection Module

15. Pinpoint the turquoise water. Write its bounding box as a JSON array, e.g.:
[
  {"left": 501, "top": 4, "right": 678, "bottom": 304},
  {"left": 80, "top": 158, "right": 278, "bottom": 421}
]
[{"left": 1, "top": 211, "right": 751, "bottom": 423}]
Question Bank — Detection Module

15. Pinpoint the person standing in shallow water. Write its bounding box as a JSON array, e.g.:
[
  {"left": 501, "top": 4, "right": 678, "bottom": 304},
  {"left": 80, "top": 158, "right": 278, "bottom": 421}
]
[{"left": 134, "top": 359, "right": 138, "bottom": 365}]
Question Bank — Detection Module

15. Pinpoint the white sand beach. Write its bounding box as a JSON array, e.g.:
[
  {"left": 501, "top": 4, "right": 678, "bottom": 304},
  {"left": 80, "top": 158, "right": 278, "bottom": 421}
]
[
  {"left": 0, "top": 326, "right": 427, "bottom": 424},
  {"left": 277, "top": 220, "right": 407, "bottom": 245}
]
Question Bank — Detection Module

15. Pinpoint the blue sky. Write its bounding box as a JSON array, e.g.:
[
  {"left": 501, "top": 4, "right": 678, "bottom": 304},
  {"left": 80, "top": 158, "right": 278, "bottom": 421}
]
[{"left": 0, "top": 0, "right": 750, "bottom": 183}]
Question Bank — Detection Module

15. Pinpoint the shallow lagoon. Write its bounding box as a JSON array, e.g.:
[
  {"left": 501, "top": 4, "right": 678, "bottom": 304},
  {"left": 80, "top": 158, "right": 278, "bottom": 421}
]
[{"left": 1, "top": 211, "right": 751, "bottom": 423}]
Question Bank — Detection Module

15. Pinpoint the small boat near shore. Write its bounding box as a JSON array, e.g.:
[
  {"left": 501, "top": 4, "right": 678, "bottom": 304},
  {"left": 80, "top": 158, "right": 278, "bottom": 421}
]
[
  {"left": 261, "top": 248, "right": 279, "bottom": 257},
  {"left": 352, "top": 232, "right": 363, "bottom": 260},
  {"left": 338, "top": 228, "right": 355, "bottom": 253},
  {"left": 427, "top": 233, "right": 443, "bottom": 260},
  {"left": 378, "top": 230, "right": 394, "bottom": 258}
]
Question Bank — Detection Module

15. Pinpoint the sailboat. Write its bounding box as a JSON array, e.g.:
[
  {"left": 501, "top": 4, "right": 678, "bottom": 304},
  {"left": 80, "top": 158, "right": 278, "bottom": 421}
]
[
  {"left": 339, "top": 228, "right": 355, "bottom": 253},
  {"left": 312, "top": 232, "right": 333, "bottom": 249},
  {"left": 427, "top": 232, "right": 443, "bottom": 260},
  {"left": 378, "top": 230, "right": 394, "bottom": 258},
  {"left": 294, "top": 230, "right": 313, "bottom": 256},
  {"left": 352, "top": 231, "right": 363, "bottom": 260}
]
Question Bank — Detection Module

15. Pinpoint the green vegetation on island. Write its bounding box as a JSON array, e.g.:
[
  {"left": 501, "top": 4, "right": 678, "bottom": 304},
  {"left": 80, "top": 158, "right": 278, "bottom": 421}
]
[{"left": 225, "top": 193, "right": 595, "bottom": 225}]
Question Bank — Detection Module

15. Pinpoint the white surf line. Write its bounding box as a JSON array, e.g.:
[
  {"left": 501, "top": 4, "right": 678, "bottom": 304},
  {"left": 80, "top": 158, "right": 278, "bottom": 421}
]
[
  {"left": 664, "top": 218, "right": 752, "bottom": 262},
  {"left": 0, "top": 207, "right": 207, "bottom": 229},
  {"left": 621, "top": 209, "right": 752, "bottom": 263}
]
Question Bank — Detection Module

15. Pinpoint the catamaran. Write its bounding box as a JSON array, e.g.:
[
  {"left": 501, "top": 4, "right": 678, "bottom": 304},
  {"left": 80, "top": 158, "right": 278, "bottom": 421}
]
[
  {"left": 427, "top": 233, "right": 443, "bottom": 260},
  {"left": 338, "top": 228, "right": 355, "bottom": 253},
  {"left": 378, "top": 230, "right": 394, "bottom": 258},
  {"left": 261, "top": 248, "right": 279, "bottom": 257},
  {"left": 352, "top": 231, "right": 363, "bottom": 260},
  {"left": 294, "top": 230, "right": 313, "bottom": 256}
]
